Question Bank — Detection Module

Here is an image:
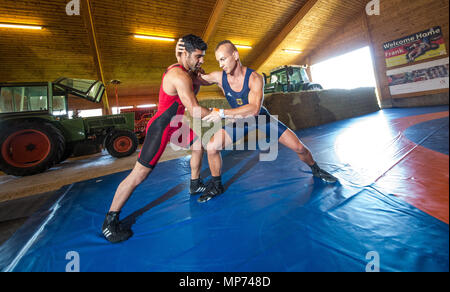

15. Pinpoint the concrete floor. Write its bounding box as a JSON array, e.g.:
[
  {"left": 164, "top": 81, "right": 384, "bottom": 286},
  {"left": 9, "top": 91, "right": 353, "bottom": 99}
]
[
  {"left": 0, "top": 145, "right": 191, "bottom": 245},
  {"left": 0, "top": 145, "right": 191, "bottom": 203}
]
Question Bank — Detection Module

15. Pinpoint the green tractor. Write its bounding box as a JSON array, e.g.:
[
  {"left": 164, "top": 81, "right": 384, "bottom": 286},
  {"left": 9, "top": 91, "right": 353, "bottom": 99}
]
[
  {"left": 0, "top": 78, "right": 138, "bottom": 176},
  {"left": 263, "top": 65, "right": 323, "bottom": 94}
]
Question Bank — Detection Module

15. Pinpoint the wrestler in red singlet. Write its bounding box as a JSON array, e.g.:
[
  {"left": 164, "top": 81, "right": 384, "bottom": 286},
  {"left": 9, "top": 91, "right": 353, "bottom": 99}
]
[{"left": 138, "top": 64, "right": 197, "bottom": 168}]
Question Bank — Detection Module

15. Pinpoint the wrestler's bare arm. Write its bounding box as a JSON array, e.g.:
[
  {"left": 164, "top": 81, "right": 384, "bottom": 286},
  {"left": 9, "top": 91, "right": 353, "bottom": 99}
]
[
  {"left": 198, "top": 70, "right": 222, "bottom": 86},
  {"left": 169, "top": 69, "right": 212, "bottom": 119}
]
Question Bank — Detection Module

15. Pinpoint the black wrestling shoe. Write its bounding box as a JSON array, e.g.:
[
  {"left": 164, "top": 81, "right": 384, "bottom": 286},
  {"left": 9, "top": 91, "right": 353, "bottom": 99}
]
[
  {"left": 311, "top": 163, "right": 338, "bottom": 183},
  {"left": 198, "top": 180, "right": 224, "bottom": 203},
  {"left": 102, "top": 211, "right": 133, "bottom": 243},
  {"left": 189, "top": 178, "right": 206, "bottom": 195}
]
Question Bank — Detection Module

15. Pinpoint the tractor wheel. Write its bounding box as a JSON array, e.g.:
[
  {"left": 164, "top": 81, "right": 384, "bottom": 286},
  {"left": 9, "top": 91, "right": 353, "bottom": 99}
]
[
  {"left": 0, "top": 120, "right": 66, "bottom": 176},
  {"left": 105, "top": 130, "right": 138, "bottom": 158},
  {"left": 58, "top": 142, "right": 74, "bottom": 163},
  {"left": 307, "top": 84, "right": 323, "bottom": 91}
]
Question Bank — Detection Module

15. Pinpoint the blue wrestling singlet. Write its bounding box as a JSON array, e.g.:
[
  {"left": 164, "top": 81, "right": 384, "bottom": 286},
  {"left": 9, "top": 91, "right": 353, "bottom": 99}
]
[{"left": 221, "top": 67, "right": 288, "bottom": 143}]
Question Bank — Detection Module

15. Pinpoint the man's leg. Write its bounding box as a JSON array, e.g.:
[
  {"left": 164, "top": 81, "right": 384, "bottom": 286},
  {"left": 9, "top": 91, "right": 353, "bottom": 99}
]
[
  {"left": 278, "top": 128, "right": 337, "bottom": 183},
  {"left": 198, "top": 129, "right": 233, "bottom": 202},
  {"left": 102, "top": 162, "right": 152, "bottom": 243},
  {"left": 109, "top": 162, "right": 152, "bottom": 212},
  {"left": 189, "top": 138, "right": 207, "bottom": 194},
  {"left": 278, "top": 128, "right": 315, "bottom": 166},
  {"left": 103, "top": 114, "right": 173, "bottom": 243},
  {"left": 190, "top": 138, "right": 204, "bottom": 180},
  {"left": 206, "top": 129, "right": 231, "bottom": 177}
]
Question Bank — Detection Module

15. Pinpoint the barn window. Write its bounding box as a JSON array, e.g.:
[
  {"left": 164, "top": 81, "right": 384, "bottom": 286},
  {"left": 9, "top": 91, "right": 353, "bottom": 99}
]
[{"left": 310, "top": 46, "right": 377, "bottom": 90}]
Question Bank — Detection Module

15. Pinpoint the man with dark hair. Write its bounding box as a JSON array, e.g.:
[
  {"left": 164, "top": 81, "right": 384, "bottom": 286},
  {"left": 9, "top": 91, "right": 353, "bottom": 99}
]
[
  {"left": 177, "top": 39, "right": 337, "bottom": 202},
  {"left": 101, "top": 34, "right": 219, "bottom": 243},
  {"left": 183, "top": 34, "right": 208, "bottom": 53}
]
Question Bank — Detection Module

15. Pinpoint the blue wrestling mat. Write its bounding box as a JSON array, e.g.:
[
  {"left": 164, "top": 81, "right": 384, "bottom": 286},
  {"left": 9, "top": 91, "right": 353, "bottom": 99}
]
[{"left": 0, "top": 106, "right": 448, "bottom": 272}]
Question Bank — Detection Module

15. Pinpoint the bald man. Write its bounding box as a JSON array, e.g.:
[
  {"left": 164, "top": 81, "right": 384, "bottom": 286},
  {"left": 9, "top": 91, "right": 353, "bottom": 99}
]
[{"left": 177, "top": 40, "right": 337, "bottom": 203}]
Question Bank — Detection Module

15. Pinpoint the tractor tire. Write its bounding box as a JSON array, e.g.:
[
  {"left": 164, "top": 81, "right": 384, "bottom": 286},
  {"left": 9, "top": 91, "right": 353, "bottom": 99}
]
[
  {"left": 307, "top": 84, "right": 323, "bottom": 91},
  {"left": 0, "top": 120, "right": 66, "bottom": 176},
  {"left": 58, "top": 142, "right": 74, "bottom": 163},
  {"left": 105, "top": 130, "right": 138, "bottom": 158}
]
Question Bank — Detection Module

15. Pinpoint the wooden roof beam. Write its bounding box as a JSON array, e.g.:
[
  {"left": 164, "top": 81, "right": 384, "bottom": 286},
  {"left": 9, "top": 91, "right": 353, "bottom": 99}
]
[
  {"left": 202, "top": 0, "right": 230, "bottom": 44},
  {"left": 250, "top": 0, "right": 319, "bottom": 71},
  {"left": 82, "top": 0, "right": 110, "bottom": 114}
]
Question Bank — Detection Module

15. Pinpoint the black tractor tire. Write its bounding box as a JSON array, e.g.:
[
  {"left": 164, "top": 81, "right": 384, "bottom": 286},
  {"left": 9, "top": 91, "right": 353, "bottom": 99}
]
[
  {"left": 58, "top": 142, "right": 74, "bottom": 163},
  {"left": 105, "top": 130, "right": 138, "bottom": 158},
  {"left": 0, "top": 120, "right": 66, "bottom": 176},
  {"left": 307, "top": 84, "right": 323, "bottom": 91}
]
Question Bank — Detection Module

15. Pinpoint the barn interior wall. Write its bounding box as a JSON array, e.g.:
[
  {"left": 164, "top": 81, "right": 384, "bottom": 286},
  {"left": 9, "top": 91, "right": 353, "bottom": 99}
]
[{"left": 303, "top": 0, "right": 449, "bottom": 109}]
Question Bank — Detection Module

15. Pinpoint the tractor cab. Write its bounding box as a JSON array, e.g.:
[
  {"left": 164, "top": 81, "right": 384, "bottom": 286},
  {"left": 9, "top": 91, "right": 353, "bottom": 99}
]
[
  {"left": 53, "top": 77, "right": 105, "bottom": 103},
  {"left": 0, "top": 78, "right": 105, "bottom": 118},
  {"left": 263, "top": 65, "right": 322, "bottom": 94},
  {"left": 0, "top": 82, "right": 52, "bottom": 115},
  {"left": 287, "top": 65, "right": 311, "bottom": 90}
]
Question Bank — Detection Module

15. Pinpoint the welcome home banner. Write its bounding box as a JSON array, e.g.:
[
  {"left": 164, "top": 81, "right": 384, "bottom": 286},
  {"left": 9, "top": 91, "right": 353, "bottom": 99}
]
[
  {"left": 383, "top": 26, "right": 447, "bottom": 68},
  {"left": 386, "top": 57, "right": 449, "bottom": 95}
]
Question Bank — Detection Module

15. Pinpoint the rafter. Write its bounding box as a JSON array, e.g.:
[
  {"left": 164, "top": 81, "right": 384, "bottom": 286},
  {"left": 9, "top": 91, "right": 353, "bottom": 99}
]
[
  {"left": 82, "top": 0, "right": 110, "bottom": 114},
  {"left": 202, "top": 0, "right": 230, "bottom": 44},
  {"left": 250, "top": 0, "right": 319, "bottom": 71}
]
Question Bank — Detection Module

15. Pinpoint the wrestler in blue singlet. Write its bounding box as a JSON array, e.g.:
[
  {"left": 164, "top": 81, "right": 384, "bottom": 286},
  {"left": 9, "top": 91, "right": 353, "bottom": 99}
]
[{"left": 221, "top": 67, "right": 288, "bottom": 143}]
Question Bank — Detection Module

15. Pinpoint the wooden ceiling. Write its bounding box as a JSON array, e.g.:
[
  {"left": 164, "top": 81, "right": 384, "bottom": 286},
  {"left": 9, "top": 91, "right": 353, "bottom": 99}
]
[{"left": 0, "top": 0, "right": 367, "bottom": 103}]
